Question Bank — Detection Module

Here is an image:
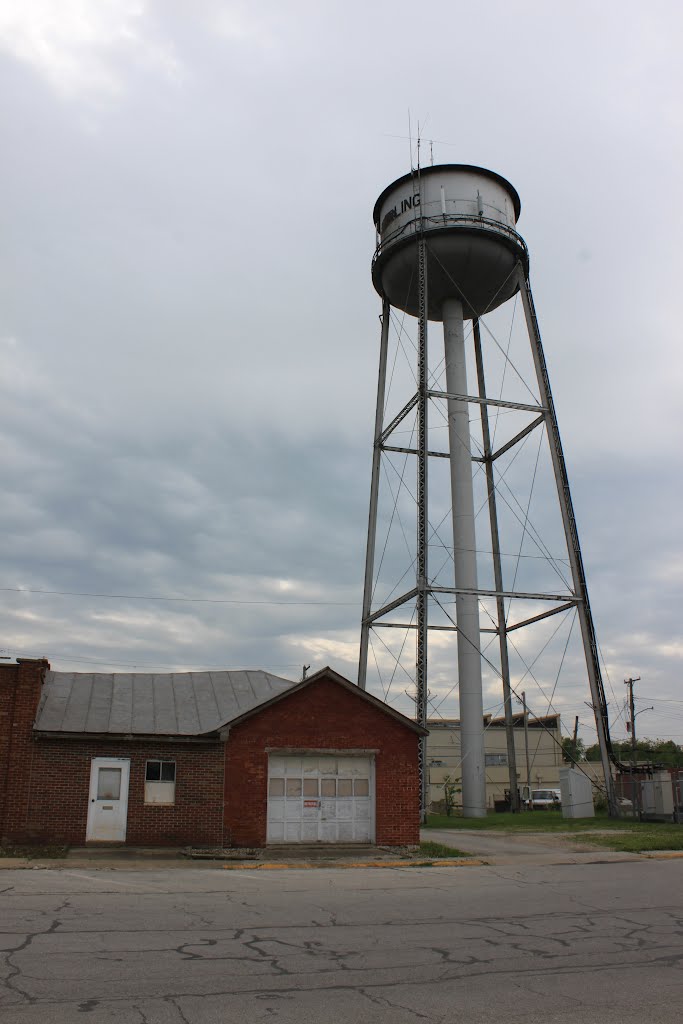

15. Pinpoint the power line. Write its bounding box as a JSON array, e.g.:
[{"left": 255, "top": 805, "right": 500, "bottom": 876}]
[{"left": 0, "top": 586, "right": 359, "bottom": 607}]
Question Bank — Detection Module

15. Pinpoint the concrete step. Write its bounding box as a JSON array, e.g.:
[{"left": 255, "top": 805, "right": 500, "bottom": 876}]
[
  {"left": 264, "top": 844, "right": 387, "bottom": 860},
  {"left": 70, "top": 846, "right": 185, "bottom": 860}
]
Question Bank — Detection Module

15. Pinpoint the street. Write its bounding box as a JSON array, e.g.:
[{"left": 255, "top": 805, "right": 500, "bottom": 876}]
[{"left": 1, "top": 859, "right": 682, "bottom": 1023}]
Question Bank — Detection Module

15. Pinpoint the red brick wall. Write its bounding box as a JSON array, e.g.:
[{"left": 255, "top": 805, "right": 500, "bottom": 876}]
[
  {"left": 0, "top": 663, "right": 19, "bottom": 832},
  {"left": 0, "top": 662, "right": 225, "bottom": 846},
  {"left": 4, "top": 740, "right": 225, "bottom": 846},
  {"left": 224, "top": 675, "right": 421, "bottom": 847},
  {"left": 0, "top": 659, "right": 47, "bottom": 841}
]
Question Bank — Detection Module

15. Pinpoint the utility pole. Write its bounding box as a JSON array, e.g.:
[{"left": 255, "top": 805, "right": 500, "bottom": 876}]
[
  {"left": 624, "top": 676, "right": 641, "bottom": 769},
  {"left": 572, "top": 715, "right": 579, "bottom": 747},
  {"left": 520, "top": 691, "right": 532, "bottom": 809}
]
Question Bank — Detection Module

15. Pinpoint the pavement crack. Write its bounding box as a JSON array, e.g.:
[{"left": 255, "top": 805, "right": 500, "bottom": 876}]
[
  {"left": 176, "top": 939, "right": 218, "bottom": 960},
  {"left": 3, "top": 932, "right": 39, "bottom": 1005},
  {"left": 358, "top": 986, "right": 434, "bottom": 1020},
  {"left": 165, "top": 996, "right": 192, "bottom": 1024},
  {"left": 239, "top": 934, "right": 292, "bottom": 975}
]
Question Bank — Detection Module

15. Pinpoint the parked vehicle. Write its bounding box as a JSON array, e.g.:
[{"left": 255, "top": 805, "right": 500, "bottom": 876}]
[{"left": 527, "top": 788, "right": 561, "bottom": 809}]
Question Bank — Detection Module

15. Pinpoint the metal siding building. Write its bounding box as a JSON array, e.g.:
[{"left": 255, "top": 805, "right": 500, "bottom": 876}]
[{"left": 426, "top": 714, "right": 563, "bottom": 810}]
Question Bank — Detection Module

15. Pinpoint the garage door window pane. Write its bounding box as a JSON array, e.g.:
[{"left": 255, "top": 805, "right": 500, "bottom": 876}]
[
  {"left": 97, "top": 768, "right": 121, "bottom": 800},
  {"left": 321, "top": 779, "right": 336, "bottom": 797},
  {"left": 337, "top": 779, "right": 352, "bottom": 797},
  {"left": 269, "top": 778, "right": 285, "bottom": 797},
  {"left": 286, "top": 778, "right": 302, "bottom": 797},
  {"left": 303, "top": 779, "right": 319, "bottom": 797},
  {"left": 354, "top": 779, "right": 370, "bottom": 797}
]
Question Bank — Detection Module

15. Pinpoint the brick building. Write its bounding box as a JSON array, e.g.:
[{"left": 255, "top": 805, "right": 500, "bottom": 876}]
[{"left": 0, "top": 659, "right": 424, "bottom": 848}]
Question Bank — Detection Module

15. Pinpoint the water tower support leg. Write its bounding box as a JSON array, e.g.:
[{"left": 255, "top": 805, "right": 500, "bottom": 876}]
[
  {"left": 516, "top": 267, "right": 618, "bottom": 816},
  {"left": 358, "top": 298, "right": 391, "bottom": 689},
  {"left": 442, "top": 298, "right": 487, "bottom": 818}
]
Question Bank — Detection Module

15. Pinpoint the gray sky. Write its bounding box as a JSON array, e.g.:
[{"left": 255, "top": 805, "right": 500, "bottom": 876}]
[{"left": 1, "top": 0, "right": 682, "bottom": 745}]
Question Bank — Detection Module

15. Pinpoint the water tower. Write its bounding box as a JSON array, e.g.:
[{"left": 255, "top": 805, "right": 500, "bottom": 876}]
[{"left": 358, "top": 164, "right": 615, "bottom": 818}]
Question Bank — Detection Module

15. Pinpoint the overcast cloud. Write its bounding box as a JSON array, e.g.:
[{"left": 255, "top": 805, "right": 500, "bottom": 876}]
[{"left": 1, "top": 0, "right": 682, "bottom": 745}]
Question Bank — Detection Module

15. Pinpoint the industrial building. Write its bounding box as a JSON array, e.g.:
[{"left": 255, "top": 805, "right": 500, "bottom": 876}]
[{"left": 427, "top": 713, "right": 563, "bottom": 811}]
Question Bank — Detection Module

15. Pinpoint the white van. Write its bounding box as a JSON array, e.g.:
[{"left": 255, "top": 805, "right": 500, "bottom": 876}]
[{"left": 525, "top": 788, "right": 561, "bottom": 809}]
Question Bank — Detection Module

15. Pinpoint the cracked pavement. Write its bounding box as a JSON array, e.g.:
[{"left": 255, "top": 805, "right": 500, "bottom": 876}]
[{"left": 0, "top": 860, "right": 682, "bottom": 1022}]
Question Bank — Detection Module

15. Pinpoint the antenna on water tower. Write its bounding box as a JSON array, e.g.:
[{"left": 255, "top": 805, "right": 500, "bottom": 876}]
[{"left": 358, "top": 163, "right": 617, "bottom": 821}]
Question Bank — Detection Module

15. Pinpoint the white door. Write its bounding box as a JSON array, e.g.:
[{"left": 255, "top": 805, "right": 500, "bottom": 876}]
[
  {"left": 267, "top": 755, "right": 374, "bottom": 843},
  {"left": 86, "top": 758, "right": 130, "bottom": 842}
]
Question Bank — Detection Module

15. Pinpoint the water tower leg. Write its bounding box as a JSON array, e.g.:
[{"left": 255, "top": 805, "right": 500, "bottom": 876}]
[
  {"left": 516, "top": 267, "right": 618, "bottom": 817},
  {"left": 442, "top": 297, "right": 487, "bottom": 818},
  {"left": 358, "top": 298, "right": 391, "bottom": 690}
]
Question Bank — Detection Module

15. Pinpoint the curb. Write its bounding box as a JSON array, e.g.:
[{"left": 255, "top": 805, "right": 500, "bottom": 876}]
[
  {"left": 220, "top": 857, "right": 486, "bottom": 870},
  {"left": 1, "top": 856, "right": 486, "bottom": 871},
  {"left": 640, "top": 850, "right": 683, "bottom": 860}
]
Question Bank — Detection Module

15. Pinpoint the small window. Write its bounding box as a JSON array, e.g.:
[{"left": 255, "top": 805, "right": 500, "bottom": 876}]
[
  {"left": 145, "top": 760, "right": 176, "bottom": 782},
  {"left": 144, "top": 761, "right": 176, "bottom": 804},
  {"left": 485, "top": 754, "right": 508, "bottom": 766}
]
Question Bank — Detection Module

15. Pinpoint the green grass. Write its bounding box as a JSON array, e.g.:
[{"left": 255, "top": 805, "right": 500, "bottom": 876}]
[
  {"left": 573, "top": 825, "right": 683, "bottom": 853},
  {"left": 418, "top": 839, "right": 467, "bottom": 858},
  {"left": 426, "top": 811, "right": 683, "bottom": 852},
  {"left": 426, "top": 810, "right": 603, "bottom": 831}
]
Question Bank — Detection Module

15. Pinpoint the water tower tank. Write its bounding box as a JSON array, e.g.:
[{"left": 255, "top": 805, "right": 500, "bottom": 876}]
[{"left": 372, "top": 164, "right": 528, "bottom": 320}]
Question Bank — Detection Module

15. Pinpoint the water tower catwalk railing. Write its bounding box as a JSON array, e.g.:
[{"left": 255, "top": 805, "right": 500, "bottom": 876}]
[{"left": 358, "top": 164, "right": 618, "bottom": 820}]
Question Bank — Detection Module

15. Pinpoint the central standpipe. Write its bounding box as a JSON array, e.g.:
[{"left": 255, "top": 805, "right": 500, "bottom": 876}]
[{"left": 442, "top": 298, "right": 486, "bottom": 816}]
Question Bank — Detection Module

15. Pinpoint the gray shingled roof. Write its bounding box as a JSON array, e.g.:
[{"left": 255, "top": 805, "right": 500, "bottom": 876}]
[{"left": 34, "top": 670, "right": 296, "bottom": 736}]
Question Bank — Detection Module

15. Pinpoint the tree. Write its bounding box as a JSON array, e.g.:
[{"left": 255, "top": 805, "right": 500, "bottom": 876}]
[
  {"left": 442, "top": 774, "right": 461, "bottom": 817},
  {"left": 585, "top": 738, "right": 683, "bottom": 766},
  {"left": 562, "top": 736, "right": 585, "bottom": 763}
]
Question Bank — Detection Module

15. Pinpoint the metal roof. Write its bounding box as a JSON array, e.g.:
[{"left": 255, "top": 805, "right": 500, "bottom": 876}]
[{"left": 34, "top": 669, "right": 296, "bottom": 737}]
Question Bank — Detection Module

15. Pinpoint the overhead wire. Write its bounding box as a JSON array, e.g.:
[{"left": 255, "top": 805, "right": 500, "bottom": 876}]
[{"left": 1, "top": 586, "right": 358, "bottom": 606}]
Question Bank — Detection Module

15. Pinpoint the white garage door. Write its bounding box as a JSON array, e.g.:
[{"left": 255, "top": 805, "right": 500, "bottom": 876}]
[{"left": 267, "top": 755, "right": 374, "bottom": 843}]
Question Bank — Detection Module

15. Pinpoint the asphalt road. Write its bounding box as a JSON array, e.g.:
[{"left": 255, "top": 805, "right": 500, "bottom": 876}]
[{"left": 1, "top": 859, "right": 682, "bottom": 1023}]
